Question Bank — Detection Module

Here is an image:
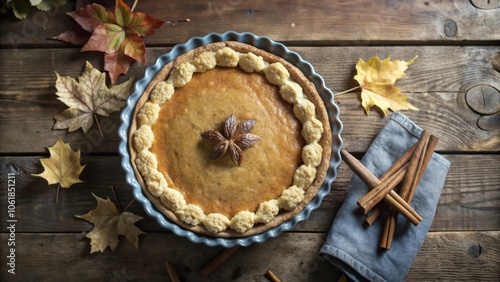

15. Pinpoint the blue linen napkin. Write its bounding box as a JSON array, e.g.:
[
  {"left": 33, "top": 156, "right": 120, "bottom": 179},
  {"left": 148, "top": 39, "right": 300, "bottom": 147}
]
[{"left": 320, "top": 112, "right": 450, "bottom": 282}]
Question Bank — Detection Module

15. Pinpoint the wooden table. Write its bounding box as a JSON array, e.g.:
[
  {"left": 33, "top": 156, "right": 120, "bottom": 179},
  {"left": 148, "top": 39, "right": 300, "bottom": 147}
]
[{"left": 1, "top": 1, "right": 499, "bottom": 281}]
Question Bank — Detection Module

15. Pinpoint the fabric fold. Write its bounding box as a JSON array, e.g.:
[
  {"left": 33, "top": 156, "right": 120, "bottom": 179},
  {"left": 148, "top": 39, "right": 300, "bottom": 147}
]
[{"left": 320, "top": 112, "right": 450, "bottom": 282}]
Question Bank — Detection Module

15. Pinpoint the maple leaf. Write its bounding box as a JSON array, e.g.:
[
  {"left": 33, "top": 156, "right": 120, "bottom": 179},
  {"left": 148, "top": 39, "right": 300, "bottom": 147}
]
[
  {"left": 51, "top": 0, "right": 115, "bottom": 45},
  {"left": 76, "top": 193, "right": 144, "bottom": 253},
  {"left": 53, "top": 0, "right": 164, "bottom": 83},
  {"left": 343, "top": 55, "right": 419, "bottom": 116},
  {"left": 54, "top": 61, "right": 133, "bottom": 137},
  {"left": 32, "top": 137, "right": 86, "bottom": 202}
]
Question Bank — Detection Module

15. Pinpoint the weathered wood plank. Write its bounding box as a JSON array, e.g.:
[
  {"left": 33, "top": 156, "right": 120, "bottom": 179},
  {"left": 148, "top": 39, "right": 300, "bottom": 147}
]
[
  {"left": 407, "top": 231, "right": 500, "bottom": 281},
  {"left": 0, "top": 231, "right": 498, "bottom": 281},
  {"left": 1, "top": 46, "right": 496, "bottom": 99},
  {"left": 1, "top": 154, "right": 498, "bottom": 233},
  {"left": 1, "top": 46, "right": 498, "bottom": 154},
  {"left": 0, "top": 0, "right": 498, "bottom": 48},
  {"left": 0, "top": 232, "right": 337, "bottom": 281}
]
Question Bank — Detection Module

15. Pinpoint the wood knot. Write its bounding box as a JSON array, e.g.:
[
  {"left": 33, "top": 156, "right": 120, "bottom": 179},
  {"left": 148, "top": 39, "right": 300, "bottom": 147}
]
[
  {"left": 492, "top": 55, "right": 500, "bottom": 73},
  {"left": 478, "top": 114, "right": 500, "bottom": 131},
  {"left": 466, "top": 85, "right": 500, "bottom": 131},
  {"left": 443, "top": 19, "right": 457, "bottom": 37},
  {"left": 471, "top": 0, "right": 500, "bottom": 9},
  {"left": 466, "top": 85, "right": 500, "bottom": 115},
  {"left": 467, "top": 243, "right": 482, "bottom": 258}
]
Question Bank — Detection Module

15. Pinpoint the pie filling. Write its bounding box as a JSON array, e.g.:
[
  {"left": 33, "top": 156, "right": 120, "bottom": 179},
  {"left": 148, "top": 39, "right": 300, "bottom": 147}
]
[{"left": 132, "top": 45, "right": 326, "bottom": 234}]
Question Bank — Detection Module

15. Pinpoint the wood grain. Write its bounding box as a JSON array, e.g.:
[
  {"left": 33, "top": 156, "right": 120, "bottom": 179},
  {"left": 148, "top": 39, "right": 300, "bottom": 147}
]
[
  {"left": 407, "top": 231, "right": 500, "bottom": 281},
  {"left": 1, "top": 154, "right": 498, "bottom": 233},
  {"left": 1, "top": 46, "right": 498, "bottom": 154},
  {"left": 0, "top": 231, "right": 497, "bottom": 281},
  {"left": 0, "top": 0, "right": 498, "bottom": 48}
]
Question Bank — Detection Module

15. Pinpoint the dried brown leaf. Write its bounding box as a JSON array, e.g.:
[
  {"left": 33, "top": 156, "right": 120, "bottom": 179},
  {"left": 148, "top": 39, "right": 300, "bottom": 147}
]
[
  {"left": 54, "top": 61, "right": 133, "bottom": 134},
  {"left": 75, "top": 193, "right": 144, "bottom": 253}
]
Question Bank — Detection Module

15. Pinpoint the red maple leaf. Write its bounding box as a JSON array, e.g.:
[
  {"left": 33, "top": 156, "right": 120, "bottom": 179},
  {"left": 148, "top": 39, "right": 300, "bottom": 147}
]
[
  {"left": 52, "top": 1, "right": 115, "bottom": 46},
  {"left": 53, "top": 0, "right": 164, "bottom": 84}
]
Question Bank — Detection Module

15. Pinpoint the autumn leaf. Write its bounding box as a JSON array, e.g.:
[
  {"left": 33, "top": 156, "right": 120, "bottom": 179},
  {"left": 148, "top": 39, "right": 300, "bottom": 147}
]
[
  {"left": 355, "top": 55, "right": 418, "bottom": 115},
  {"left": 51, "top": 0, "right": 113, "bottom": 46},
  {"left": 76, "top": 193, "right": 144, "bottom": 253},
  {"left": 54, "top": 61, "right": 133, "bottom": 137},
  {"left": 337, "top": 55, "right": 418, "bottom": 116},
  {"left": 32, "top": 137, "right": 85, "bottom": 202},
  {"left": 53, "top": 0, "right": 164, "bottom": 83}
]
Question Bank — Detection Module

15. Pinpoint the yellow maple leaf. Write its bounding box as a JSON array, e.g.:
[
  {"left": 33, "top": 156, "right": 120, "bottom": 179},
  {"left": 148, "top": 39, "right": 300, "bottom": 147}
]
[
  {"left": 353, "top": 55, "right": 419, "bottom": 115},
  {"left": 76, "top": 193, "right": 144, "bottom": 253},
  {"left": 33, "top": 137, "right": 85, "bottom": 202}
]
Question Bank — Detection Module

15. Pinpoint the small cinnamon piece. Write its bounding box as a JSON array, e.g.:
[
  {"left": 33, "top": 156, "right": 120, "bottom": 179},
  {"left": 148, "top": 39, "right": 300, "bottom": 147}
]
[
  {"left": 267, "top": 269, "right": 281, "bottom": 282},
  {"left": 165, "top": 261, "right": 180, "bottom": 282},
  {"left": 338, "top": 274, "right": 348, "bottom": 282},
  {"left": 201, "top": 246, "right": 241, "bottom": 276},
  {"left": 340, "top": 150, "right": 421, "bottom": 225}
]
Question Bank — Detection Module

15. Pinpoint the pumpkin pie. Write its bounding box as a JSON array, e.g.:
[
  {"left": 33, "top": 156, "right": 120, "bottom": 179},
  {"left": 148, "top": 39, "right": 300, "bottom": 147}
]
[{"left": 129, "top": 41, "right": 332, "bottom": 237}]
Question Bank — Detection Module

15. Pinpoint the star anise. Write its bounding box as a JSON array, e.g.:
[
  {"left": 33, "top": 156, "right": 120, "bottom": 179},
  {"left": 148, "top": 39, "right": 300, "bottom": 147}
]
[{"left": 201, "top": 114, "right": 260, "bottom": 166}]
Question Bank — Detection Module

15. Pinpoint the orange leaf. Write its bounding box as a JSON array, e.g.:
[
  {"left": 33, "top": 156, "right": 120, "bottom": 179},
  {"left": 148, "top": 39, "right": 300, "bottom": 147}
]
[
  {"left": 122, "top": 33, "right": 146, "bottom": 62},
  {"left": 81, "top": 23, "right": 125, "bottom": 54},
  {"left": 104, "top": 51, "right": 135, "bottom": 84},
  {"left": 53, "top": 0, "right": 164, "bottom": 84}
]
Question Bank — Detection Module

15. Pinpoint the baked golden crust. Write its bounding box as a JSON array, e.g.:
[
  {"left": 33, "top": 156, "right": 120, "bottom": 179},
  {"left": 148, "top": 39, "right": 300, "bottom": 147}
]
[{"left": 129, "top": 42, "right": 332, "bottom": 237}]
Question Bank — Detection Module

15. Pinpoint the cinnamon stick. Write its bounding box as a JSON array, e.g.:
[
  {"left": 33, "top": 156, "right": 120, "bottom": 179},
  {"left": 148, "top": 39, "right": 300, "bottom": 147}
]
[
  {"left": 379, "top": 207, "right": 398, "bottom": 249},
  {"left": 380, "top": 132, "right": 436, "bottom": 249},
  {"left": 165, "top": 261, "right": 180, "bottom": 282},
  {"left": 364, "top": 143, "right": 419, "bottom": 225},
  {"left": 406, "top": 135, "right": 439, "bottom": 203},
  {"left": 357, "top": 162, "right": 408, "bottom": 214},
  {"left": 379, "top": 142, "right": 418, "bottom": 183},
  {"left": 267, "top": 269, "right": 281, "bottom": 282},
  {"left": 340, "top": 149, "right": 380, "bottom": 187},
  {"left": 380, "top": 132, "right": 429, "bottom": 249},
  {"left": 398, "top": 131, "right": 431, "bottom": 202},
  {"left": 201, "top": 246, "right": 241, "bottom": 276},
  {"left": 340, "top": 150, "right": 421, "bottom": 225}
]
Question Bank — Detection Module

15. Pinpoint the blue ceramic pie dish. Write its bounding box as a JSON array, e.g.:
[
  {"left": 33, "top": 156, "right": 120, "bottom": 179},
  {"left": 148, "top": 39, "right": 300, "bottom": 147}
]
[{"left": 118, "top": 31, "right": 343, "bottom": 247}]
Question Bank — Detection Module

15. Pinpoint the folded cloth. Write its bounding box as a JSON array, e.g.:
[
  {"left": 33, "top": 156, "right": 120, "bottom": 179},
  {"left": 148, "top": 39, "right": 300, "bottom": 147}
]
[{"left": 319, "top": 112, "right": 450, "bottom": 282}]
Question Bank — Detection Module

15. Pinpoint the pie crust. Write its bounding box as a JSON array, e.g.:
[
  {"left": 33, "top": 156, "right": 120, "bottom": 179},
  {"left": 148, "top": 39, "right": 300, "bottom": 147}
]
[{"left": 129, "top": 41, "right": 332, "bottom": 237}]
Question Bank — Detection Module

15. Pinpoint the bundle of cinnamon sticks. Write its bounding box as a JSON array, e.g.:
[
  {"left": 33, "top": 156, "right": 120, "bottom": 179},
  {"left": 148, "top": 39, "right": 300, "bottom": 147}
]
[{"left": 341, "top": 130, "right": 438, "bottom": 249}]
